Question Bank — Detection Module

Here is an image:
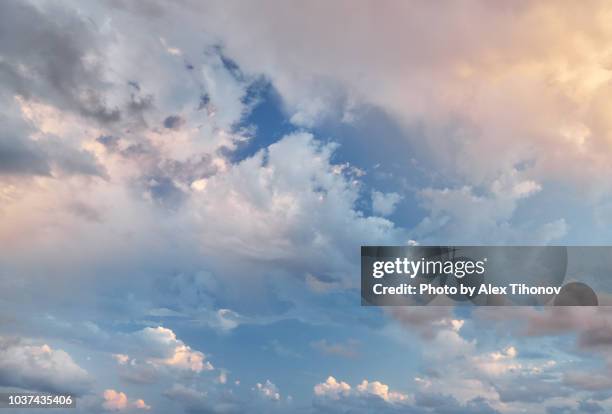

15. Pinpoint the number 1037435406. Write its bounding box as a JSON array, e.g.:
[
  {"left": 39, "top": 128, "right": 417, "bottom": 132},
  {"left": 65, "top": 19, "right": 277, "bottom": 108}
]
[{"left": 0, "top": 393, "right": 75, "bottom": 408}]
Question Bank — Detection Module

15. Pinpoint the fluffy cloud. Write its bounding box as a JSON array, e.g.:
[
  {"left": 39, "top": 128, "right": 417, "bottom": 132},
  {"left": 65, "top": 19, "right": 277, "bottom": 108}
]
[
  {"left": 312, "top": 375, "right": 499, "bottom": 414},
  {"left": 313, "top": 376, "right": 351, "bottom": 400},
  {"left": 190, "top": 1, "right": 612, "bottom": 192},
  {"left": 116, "top": 327, "right": 213, "bottom": 381},
  {"left": 103, "top": 389, "right": 150, "bottom": 411},
  {"left": 3, "top": 2, "right": 612, "bottom": 413},
  {"left": 0, "top": 337, "right": 91, "bottom": 395}
]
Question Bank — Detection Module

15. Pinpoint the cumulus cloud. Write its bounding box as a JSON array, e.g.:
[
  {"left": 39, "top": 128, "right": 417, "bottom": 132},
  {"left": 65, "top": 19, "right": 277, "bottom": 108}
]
[
  {"left": 312, "top": 375, "right": 499, "bottom": 414},
  {"left": 188, "top": 132, "right": 405, "bottom": 287},
  {"left": 0, "top": 337, "right": 91, "bottom": 395},
  {"left": 103, "top": 389, "right": 150, "bottom": 411},
  {"left": 117, "top": 327, "right": 213, "bottom": 379},
  {"left": 314, "top": 376, "right": 352, "bottom": 399}
]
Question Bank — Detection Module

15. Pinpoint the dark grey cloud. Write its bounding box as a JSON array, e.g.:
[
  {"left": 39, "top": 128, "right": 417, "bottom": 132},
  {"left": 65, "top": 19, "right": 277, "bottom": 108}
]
[
  {"left": 96, "top": 135, "right": 121, "bottom": 152},
  {"left": 0, "top": 116, "right": 105, "bottom": 178},
  {"left": 163, "top": 115, "right": 186, "bottom": 130},
  {"left": 0, "top": 0, "right": 119, "bottom": 124}
]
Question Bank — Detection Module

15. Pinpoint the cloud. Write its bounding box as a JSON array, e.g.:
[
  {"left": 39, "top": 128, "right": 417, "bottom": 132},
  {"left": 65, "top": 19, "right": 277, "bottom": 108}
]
[
  {"left": 255, "top": 380, "right": 281, "bottom": 401},
  {"left": 119, "top": 327, "right": 213, "bottom": 377},
  {"left": 3, "top": 3, "right": 612, "bottom": 413},
  {"left": 385, "top": 307, "right": 462, "bottom": 340},
  {"left": 163, "top": 115, "right": 185, "bottom": 130},
  {"left": 0, "top": 0, "right": 119, "bottom": 123},
  {"left": 188, "top": 132, "right": 405, "bottom": 286},
  {"left": 0, "top": 336, "right": 91, "bottom": 395},
  {"left": 371, "top": 191, "right": 402, "bottom": 216},
  {"left": 103, "top": 389, "right": 151, "bottom": 411},
  {"left": 0, "top": 111, "right": 105, "bottom": 178},
  {"left": 164, "top": 382, "right": 285, "bottom": 414},
  {"left": 312, "top": 376, "right": 499, "bottom": 414},
  {"left": 412, "top": 170, "right": 564, "bottom": 243},
  {"left": 314, "top": 376, "right": 409, "bottom": 403},
  {"left": 187, "top": 0, "right": 612, "bottom": 193},
  {"left": 314, "top": 376, "right": 351, "bottom": 399},
  {"left": 476, "top": 307, "right": 612, "bottom": 356}
]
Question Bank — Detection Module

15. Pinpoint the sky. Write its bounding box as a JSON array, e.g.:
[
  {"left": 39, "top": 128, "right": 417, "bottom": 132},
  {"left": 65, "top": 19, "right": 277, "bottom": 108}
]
[{"left": 2, "top": 0, "right": 612, "bottom": 413}]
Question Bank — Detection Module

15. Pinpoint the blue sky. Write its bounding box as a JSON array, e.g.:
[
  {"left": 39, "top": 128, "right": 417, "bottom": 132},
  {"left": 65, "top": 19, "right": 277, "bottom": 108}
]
[{"left": 2, "top": 1, "right": 612, "bottom": 413}]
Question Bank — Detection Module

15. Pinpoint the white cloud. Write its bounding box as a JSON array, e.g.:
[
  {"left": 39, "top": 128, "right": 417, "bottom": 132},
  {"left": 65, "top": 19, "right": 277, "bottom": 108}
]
[
  {"left": 372, "top": 191, "right": 402, "bottom": 216},
  {"left": 356, "top": 380, "right": 408, "bottom": 403},
  {"left": 113, "top": 354, "right": 129, "bottom": 365},
  {"left": 0, "top": 337, "right": 91, "bottom": 395},
  {"left": 314, "top": 376, "right": 351, "bottom": 399},
  {"left": 255, "top": 380, "right": 281, "bottom": 401},
  {"left": 132, "top": 327, "right": 213, "bottom": 373},
  {"left": 189, "top": 132, "right": 405, "bottom": 288},
  {"left": 103, "top": 389, "right": 150, "bottom": 411},
  {"left": 113, "top": 327, "right": 213, "bottom": 384}
]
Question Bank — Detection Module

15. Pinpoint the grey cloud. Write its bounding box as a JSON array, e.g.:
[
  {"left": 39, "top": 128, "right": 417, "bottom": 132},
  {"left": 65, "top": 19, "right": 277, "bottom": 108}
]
[
  {"left": 163, "top": 115, "right": 186, "bottom": 130},
  {"left": 546, "top": 400, "right": 604, "bottom": 414},
  {"left": 579, "top": 400, "right": 604, "bottom": 413},
  {"left": 118, "top": 361, "right": 158, "bottom": 385},
  {"left": 163, "top": 383, "right": 280, "bottom": 414},
  {"left": 563, "top": 371, "right": 612, "bottom": 392},
  {"left": 144, "top": 175, "right": 185, "bottom": 209},
  {"left": 42, "top": 139, "right": 107, "bottom": 177},
  {"left": 414, "top": 394, "right": 499, "bottom": 414},
  {"left": 96, "top": 135, "right": 121, "bottom": 152},
  {"left": 0, "top": 0, "right": 119, "bottom": 124},
  {"left": 0, "top": 133, "right": 50, "bottom": 176},
  {"left": 477, "top": 308, "right": 612, "bottom": 355},
  {"left": 494, "top": 378, "right": 565, "bottom": 404},
  {"left": 67, "top": 201, "right": 104, "bottom": 223},
  {"left": 0, "top": 116, "right": 105, "bottom": 178},
  {"left": 314, "top": 391, "right": 499, "bottom": 414}
]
